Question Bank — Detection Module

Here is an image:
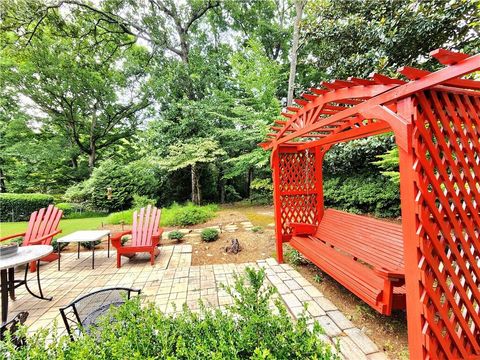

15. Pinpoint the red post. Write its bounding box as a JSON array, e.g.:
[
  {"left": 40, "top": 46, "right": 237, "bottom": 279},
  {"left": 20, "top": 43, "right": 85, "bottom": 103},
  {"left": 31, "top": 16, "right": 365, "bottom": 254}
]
[
  {"left": 272, "top": 148, "right": 284, "bottom": 263},
  {"left": 397, "top": 97, "right": 424, "bottom": 359},
  {"left": 315, "top": 146, "right": 327, "bottom": 223}
]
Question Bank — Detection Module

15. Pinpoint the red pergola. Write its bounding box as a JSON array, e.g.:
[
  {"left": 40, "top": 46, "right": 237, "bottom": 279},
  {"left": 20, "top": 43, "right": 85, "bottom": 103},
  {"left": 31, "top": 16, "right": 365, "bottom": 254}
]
[{"left": 262, "top": 49, "right": 480, "bottom": 359}]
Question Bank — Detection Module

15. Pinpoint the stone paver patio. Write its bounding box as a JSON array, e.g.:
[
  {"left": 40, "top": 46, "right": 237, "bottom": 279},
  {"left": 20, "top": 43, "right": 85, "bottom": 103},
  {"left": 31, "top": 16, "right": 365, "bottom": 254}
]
[{"left": 8, "top": 244, "right": 386, "bottom": 359}]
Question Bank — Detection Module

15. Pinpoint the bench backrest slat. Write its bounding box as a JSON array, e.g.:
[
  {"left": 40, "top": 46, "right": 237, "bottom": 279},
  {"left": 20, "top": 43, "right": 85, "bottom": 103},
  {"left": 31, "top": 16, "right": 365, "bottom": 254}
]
[{"left": 315, "top": 209, "right": 404, "bottom": 270}]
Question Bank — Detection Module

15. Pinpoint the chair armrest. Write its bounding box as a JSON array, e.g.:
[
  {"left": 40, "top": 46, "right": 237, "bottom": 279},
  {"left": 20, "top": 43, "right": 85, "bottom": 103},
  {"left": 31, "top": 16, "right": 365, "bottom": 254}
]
[
  {"left": 28, "top": 230, "right": 62, "bottom": 244},
  {"left": 151, "top": 229, "right": 164, "bottom": 246},
  {"left": 289, "top": 223, "right": 317, "bottom": 236},
  {"left": 0, "top": 233, "right": 26, "bottom": 242},
  {"left": 374, "top": 267, "right": 405, "bottom": 282},
  {"left": 111, "top": 231, "right": 132, "bottom": 247}
]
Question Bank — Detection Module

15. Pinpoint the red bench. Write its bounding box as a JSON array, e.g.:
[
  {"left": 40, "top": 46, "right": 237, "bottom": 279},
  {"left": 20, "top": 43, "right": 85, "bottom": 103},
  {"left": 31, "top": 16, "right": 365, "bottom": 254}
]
[{"left": 290, "top": 209, "right": 405, "bottom": 315}]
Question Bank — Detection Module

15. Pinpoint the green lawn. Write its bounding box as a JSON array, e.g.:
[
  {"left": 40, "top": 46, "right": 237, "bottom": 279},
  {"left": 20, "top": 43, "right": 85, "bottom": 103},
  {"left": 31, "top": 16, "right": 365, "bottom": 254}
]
[{"left": 0, "top": 217, "right": 108, "bottom": 238}]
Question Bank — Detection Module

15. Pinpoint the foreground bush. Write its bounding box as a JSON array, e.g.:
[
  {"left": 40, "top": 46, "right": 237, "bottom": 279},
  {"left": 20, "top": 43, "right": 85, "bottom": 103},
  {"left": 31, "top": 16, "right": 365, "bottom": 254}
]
[
  {"left": 0, "top": 193, "right": 54, "bottom": 222},
  {"left": 0, "top": 268, "right": 338, "bottom": 359}
]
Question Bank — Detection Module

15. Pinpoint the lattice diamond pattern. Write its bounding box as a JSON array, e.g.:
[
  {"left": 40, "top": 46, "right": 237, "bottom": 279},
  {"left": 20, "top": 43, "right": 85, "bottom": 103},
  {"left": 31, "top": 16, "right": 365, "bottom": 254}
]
[
  {"left": 279, "top": 151, "right": 316, "bottom": 193},
  {"left": 413, "top": 90, "right": 480, "bottom": 359},
  {"left": 278, "top": 151, "right": 318, "bottom": 235}
]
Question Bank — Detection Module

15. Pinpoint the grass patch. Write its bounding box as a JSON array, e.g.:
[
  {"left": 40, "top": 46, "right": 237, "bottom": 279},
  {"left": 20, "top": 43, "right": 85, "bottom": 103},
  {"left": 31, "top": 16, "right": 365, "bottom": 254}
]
[
  {"left": 106, "top": 203, "right": 218, "bottom": 227},
  {"left": 0, "top": 217, "right": 107, "bottom": 239}
]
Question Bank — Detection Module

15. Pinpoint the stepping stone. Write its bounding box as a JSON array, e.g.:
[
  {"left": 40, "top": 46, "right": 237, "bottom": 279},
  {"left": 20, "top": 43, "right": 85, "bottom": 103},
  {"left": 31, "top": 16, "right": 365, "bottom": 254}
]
[{"left": 178, "top": 229, "right": 191, "bottom": 234}]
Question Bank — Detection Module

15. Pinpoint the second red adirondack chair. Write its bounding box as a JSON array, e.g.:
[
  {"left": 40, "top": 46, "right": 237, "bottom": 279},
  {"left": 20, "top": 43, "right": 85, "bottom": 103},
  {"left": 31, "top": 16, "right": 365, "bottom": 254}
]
[
  {"left": 111, "top": 205, "right": 163, "bottom": 268},
  {"left": 0, "top": 204, "right": 63, "bottom": 272}
]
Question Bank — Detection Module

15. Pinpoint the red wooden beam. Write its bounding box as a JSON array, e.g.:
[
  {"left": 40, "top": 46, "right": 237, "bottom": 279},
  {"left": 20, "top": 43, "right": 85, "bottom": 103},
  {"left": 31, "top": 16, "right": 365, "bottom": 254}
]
[
  {"left": 399, "top": 66, "right": 480, "bottom": 90},
  {"left": 267, "top": 52, "right": 480, "bottom": 149},
  {"left": 431, "top": 48, "right": 469, "bottom": 65}
]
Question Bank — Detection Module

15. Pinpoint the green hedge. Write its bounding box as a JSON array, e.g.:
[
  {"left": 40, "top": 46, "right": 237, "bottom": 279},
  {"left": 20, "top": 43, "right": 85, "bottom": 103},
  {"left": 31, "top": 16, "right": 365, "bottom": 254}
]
[
  {"left": 0, "top": 193, "right": 54, "bottom": 222},
  {"left": 324, "top": 174, "right": 400, "bottom": 218},
  {"left": 0, "top": 268, "right": 338, "bottom": 359}
]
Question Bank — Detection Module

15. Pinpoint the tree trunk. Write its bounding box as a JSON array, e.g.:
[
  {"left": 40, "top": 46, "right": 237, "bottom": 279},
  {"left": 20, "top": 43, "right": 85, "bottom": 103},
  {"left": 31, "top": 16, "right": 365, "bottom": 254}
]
[
  {"left": 88, "top": 145, "right": 96, "bottom": 172},
  {"left": 246, "top": 168, "right": 253, "bottom": 198},
  {"left": 286, "top": 0, "right": 306, "bottom": 106},
  {"left": 0, "top": 168, "right": 6, "bottom": 193},
  {"left": 191, "top": 163, "right": 201, "bottom": 205}
]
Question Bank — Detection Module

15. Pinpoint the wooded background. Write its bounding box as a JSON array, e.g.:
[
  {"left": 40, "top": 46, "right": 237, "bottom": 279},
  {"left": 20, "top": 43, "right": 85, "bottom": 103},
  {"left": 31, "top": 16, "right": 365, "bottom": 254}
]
[{"left": 1, "top": 0, "right": 478, "bottom": 215}]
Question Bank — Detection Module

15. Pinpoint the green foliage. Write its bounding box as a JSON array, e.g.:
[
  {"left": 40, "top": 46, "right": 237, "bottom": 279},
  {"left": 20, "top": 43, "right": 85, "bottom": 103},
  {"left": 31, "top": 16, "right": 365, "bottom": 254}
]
[
  {"left": 0, "top": 268, "right": 338, "bottom": 359},
  {"left": 324, "top": 175, "right": 400, "bottom": 218},
  {"left": 106, "top": 203, "right": 218, "bottom": 227},
  {"left": 105, "top": 209, "right": 135, "bottom": 225},
  {"left": 55, "top": 202, "right": 105, "bottom": 219},
  {"left": 252, "top": 226, "right": 263, "bottom": 233},
  {"left": 51, "top": 238, "right": 68, "bottom": 252},
  {"left": 201, "top": 228, "right": 220, "bottom": 242},
  {"left": 285, "top": 248, "right": 311, "bottom": 266},
  {"left": 80, "top": 240, "right": 102, "bottom": 250},
  {"left": 301, "top": 0, "right": 479, "bottom": 83},
  {"left": 65, "top": 159, "right": 160, "bottom": 212},
  {"left": 168, "top": 230, "right": 185, "bottom": 241},
  {"left": 161, "top": 203, "right": 218, "bottom": 227},
  {"left": 0, "top": 193, "right": 54, "bottom": 221},
  {"left": 373, "top": 147, "right": 400, "bottom": 185},
  {"left": 132, "top": 195, "right": 157, "bottom": 208}
]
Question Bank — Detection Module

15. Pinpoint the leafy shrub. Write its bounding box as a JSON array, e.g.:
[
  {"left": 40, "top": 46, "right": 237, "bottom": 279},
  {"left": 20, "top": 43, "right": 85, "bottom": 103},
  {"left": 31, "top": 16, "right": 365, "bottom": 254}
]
[
  {"left": 80, "top": 240, "right": 102, "bottom": 250},
  {"left": 105, "top": 209, "right": 135, "bottom": 225},
  {"left": 0, "top": 193, "right": 54, "bottom": 222},
  {"left": 168, "top": 230, "right": 185, "bottom": 241},
  {"left": 201, "top": 228, "right": 219, "bottom": 242},
  {"left": 324, "top": 174, "right": 400, "bottom": 218},
  {"left": 52, "top": 238, "right": 68, "bottom": 252},
  {"left": 106, "top": 203, "right": 218, "bottom": 227},
  {"left": 252, "top": 226, "right": 263, "bottom": 233},
  {"left": 64, "top": 159, "right": 160, "bottom": 212},
  {"left": 132, "top": 194, "right": 156, "bottom": 208},
  {"left": 0, "top": 268, "right": 338, "bottom": 359},
  {"left": 161, "top": 202, "right": 218, "bottom": 226},
  {"left": 55, "top": 202, "right": 106, "bottom": 219},
  {"left": 285, "top": 248, "right": 311, "bottom": 266}
]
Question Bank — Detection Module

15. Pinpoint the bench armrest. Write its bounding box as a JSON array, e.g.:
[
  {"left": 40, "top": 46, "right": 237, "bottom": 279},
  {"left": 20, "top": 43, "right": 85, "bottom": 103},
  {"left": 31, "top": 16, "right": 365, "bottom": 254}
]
[
  {"left": 0, "top": 232, "right": 26, "bottom": 242},
  {"left": 289, "top": 223, "right": 317, "bottom": 236},
  {"left": 29, "top": 229, "right": 62, "bottom": 244},
  {"left": 374, "top": 267, "right": 405, "bottom": 282}
]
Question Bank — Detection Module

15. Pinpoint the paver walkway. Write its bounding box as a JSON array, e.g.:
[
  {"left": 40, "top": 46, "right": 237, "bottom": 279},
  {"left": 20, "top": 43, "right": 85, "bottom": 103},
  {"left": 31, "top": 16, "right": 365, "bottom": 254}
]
[{"left": 7, "top": 244, "right": 386, "bottom": 359}]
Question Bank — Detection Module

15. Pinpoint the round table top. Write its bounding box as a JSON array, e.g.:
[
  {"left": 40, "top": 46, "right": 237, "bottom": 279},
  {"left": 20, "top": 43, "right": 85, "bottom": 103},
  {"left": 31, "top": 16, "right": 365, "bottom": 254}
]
[{"left": 0, "top": 245, "right": 53, "bottom": 270}]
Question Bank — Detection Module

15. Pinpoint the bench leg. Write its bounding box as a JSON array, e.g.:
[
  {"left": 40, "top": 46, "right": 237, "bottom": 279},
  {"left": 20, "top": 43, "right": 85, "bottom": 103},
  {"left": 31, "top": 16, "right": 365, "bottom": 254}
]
[{"left": 382, "top": 280, "right": 394, "bottom": 316}]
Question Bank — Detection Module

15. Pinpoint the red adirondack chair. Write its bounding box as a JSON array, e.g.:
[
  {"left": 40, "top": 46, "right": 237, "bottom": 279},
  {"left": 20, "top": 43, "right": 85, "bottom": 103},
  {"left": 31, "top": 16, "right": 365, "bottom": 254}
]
[
  {"left": 111, "top": 205, "right": 163, "bottom": 268},
  {"left": 0, "top": 205, "right": 63, "bottom": 272}
]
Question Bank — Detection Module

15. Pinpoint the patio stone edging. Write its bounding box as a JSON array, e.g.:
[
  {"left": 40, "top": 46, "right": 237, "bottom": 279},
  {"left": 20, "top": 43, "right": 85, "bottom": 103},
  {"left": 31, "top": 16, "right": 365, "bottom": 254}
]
[{"left": 257, "top": 258, "right": 388, "bottom": 360}]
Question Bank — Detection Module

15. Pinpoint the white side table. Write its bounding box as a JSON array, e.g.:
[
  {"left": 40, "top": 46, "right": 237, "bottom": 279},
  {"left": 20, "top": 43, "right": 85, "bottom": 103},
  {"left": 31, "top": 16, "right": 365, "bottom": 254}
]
[
  {"left": 56, "top": 230, "right": 111, "bottom": 270},
  {"left": 1, "top": 245, "right": 53, "bottom": 326}
]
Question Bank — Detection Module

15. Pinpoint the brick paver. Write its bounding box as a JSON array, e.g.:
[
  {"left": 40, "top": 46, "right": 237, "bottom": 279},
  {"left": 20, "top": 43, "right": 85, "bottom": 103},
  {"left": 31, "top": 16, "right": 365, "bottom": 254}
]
[{"left": 6, "top": 246, "right": 386, "bottom": 359}]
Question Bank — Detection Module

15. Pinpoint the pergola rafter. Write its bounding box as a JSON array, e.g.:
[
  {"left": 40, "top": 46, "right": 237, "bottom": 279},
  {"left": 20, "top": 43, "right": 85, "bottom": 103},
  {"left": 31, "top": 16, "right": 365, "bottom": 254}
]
[{"left": 262, "top": 48, "right": 480, "bottom": 360}]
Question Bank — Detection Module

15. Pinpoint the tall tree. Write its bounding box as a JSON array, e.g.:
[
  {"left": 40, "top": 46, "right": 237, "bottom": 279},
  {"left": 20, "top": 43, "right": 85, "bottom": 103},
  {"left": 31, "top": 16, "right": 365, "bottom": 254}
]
[
  {"left": 286, "top": 0, "right": 306, "bottom": 106},
  {"left": 1, "top": 7, "right": 151, "bottom": 171}
]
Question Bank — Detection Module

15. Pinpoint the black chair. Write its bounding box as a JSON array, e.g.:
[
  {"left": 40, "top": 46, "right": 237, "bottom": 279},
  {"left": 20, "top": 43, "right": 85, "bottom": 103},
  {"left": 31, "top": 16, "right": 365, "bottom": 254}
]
[
  {"left": 59, "top": 287, "right": 140, "bottom": 340},
  {"left": 0, "top": 311, "right": 29, "bottom": 347}
]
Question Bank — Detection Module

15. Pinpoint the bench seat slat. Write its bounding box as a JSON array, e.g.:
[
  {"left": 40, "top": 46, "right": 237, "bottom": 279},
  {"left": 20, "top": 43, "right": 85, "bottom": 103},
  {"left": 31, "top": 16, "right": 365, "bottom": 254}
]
[{"left": 288, "top": 209, "right": 406, "bottom": 315}]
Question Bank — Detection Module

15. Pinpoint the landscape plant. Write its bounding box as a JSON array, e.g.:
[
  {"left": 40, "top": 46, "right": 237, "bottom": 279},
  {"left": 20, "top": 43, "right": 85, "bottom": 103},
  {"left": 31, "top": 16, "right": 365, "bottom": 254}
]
[
  {"left": 0, "top": 268, "right": 339, "bottom": 359},
  {"left": 201, "top": 228, "right": 219, "bottom": 242},
  {"left": 168, "top": 230, "right": 185, "bottom": 241}
]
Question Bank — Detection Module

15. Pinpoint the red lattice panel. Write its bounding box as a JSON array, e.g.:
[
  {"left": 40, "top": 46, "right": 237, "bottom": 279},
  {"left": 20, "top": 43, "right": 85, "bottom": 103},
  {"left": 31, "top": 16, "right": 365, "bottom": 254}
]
[
  {"left": 278, "top": 151, "right": 318, "bottom": 235},
  {"left": 412, "top": 89, "right": 480, "bottom": 359}
]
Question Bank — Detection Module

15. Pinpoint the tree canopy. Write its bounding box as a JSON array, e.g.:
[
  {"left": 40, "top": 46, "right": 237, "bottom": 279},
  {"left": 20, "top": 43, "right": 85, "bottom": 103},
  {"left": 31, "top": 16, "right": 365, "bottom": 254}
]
[{"left": 0, "top": 0, "right": 478, "bottom": 209}]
